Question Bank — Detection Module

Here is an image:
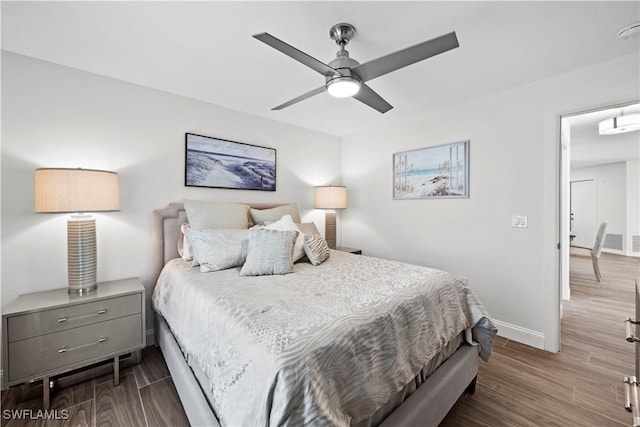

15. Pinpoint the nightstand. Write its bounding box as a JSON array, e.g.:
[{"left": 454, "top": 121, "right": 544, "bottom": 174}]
[
  {"left": 2, "top": 278, "right": 145, "bottom": 409},
  {"left": 336, "top": 246, "right": 362, "bottom": 255}
]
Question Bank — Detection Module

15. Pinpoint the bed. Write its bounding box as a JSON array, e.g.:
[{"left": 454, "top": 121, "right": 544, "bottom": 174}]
[{"left": 151, "top": 202, "right": 496, "bottom": 426}]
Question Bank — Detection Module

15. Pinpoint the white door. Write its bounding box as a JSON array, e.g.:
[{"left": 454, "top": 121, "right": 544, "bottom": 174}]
[{"left": 570, "top": 179, "right": 597, "bottom": 248}]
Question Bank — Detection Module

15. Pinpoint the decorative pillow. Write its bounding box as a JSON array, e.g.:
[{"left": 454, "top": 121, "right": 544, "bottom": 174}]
[
  {"left": 296, "top": 222, "right": 320, "bottom": 237},
  {"left": 240, "top": 229, "right": 298, "bottom": 276},
  {"left": 303, "top": 234, "right": 331, "bottom": 266},
  {"left": 177, "top": 223, "right": 194, "bottom": 262},
  {"left": 187, "top": 228, "right": 249, "bottom": 273},
  {"left": 250, "top": 204, "right": 301, "bottom": 225},
  {"left": 264, "top": 214, "right": 305, "bottom": 261},
  {"left": 183, "top": 200, "right": 249, "bottom": 231}
]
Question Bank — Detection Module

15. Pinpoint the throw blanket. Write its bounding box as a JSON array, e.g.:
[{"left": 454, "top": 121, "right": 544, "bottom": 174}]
[{"left": 153, "top": 251, "right": 496, "bottom": 426}]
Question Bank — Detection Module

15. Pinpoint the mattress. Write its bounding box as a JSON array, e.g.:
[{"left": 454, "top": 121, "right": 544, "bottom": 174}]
[{"left": 152, "top": 250, "right": 496, "bottom": 426}]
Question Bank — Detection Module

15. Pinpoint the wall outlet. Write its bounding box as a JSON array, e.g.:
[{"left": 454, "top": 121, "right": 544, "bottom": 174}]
[{"left": 512, "top": 215, "right": 528, "bottom": 228}]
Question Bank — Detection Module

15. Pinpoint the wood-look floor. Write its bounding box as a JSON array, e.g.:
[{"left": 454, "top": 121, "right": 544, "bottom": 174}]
[
  {"left": 2, "top": 250, "right": 638, "bottom": 426},
  {"left": 0, "top": 347, "right": 189, "bottom": 427},
  {"left": 443, "top": 249, "right": 639, "bottom": 426}
]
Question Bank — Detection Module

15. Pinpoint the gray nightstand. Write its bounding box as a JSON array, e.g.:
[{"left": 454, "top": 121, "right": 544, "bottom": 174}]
[
  {"left": 2, "top": 278, "right": 145, "bottom": 408},
  {"left": 336, "top": 246, "right": 362, "bottom": 255}
]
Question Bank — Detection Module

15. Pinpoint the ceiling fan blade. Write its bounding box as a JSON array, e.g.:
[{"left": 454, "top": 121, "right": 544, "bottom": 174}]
[
  {"left": 253, "top": 32, "right": 339, "bottom": 77},
  {"left": 352, "top": 83, "right": 393, "bottom": 114},
  {"left": 272, "top": 86, "right": 326, "bottom": 110},
  {"left": 352, "top": 31, "right": 459, "bottom": 82}
]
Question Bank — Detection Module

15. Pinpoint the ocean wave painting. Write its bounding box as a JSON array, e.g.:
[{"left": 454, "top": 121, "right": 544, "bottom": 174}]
[
  {"left": 393, "top": 140, "right": 469, "bottom": 199},
  {"left": 185, "top": 133, "right": 276, "bottom": 191}
]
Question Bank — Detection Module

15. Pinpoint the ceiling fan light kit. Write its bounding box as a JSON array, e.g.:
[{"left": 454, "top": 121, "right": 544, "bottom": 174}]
[
  {"left": 598, "top": 113, "right": 640, "bottom": 135},
  {"left": 253, "top": 23, "right": 459, "bottom": 113},
  {"left": 327, "top": 77, "right": 361, "bottom": 98}
]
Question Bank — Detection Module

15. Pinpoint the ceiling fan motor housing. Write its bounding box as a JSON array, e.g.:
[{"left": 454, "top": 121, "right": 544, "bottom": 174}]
[{"left": 326, "top": 51, "right": 361, "bottom": 84}]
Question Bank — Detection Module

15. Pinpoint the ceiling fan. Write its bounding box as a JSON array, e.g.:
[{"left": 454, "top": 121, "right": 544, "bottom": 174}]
[{"left": 253, "top": 23, "right": 459, "bottom": 113}]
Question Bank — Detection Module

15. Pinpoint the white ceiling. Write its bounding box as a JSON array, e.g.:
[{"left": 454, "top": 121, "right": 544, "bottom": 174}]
[{"left": 2, "top": 1, "right": 639, "bottom": 137}]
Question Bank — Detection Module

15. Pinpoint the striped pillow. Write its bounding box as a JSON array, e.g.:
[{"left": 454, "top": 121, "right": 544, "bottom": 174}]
[
  {"left": 240, "top": 228, "right": 298, "bottom": 276},
  {"left": 303, "top": 234, "right": 330, "bottom": 266}
]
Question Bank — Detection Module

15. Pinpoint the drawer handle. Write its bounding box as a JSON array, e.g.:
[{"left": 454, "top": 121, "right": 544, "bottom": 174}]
[
  {"left": 58, "top": 337, "right": 108, "bottom": 354},
  {"left": 56, "top": 309, "right": 108, "bottom": 324}
]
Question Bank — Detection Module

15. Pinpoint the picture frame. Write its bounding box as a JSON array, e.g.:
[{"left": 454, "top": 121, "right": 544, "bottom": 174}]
[
  {"left": 393, "top": 140, "right": 469, "bottom": 199},
  {"left": 185, "top": 133, "right": 276, "bottom": 191}
]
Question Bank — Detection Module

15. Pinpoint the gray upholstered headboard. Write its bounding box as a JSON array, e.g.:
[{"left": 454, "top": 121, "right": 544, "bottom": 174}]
[{"left": 151, "top": 202, "right": 287, "bottom": 286}]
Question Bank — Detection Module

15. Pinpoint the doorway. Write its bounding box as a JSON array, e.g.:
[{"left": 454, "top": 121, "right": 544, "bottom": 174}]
[{"left": 559, "top": 100, "right": 640, "bottom": 350}]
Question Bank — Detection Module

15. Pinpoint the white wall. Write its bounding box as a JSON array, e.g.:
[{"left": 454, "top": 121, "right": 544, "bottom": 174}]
[
  {"left": 341, "top": 53, "right": 639, "bottom": 351},
  {"left": 571, "top": 162, "right": 627, "bottom": 252},
  {"left": 1, "top": 52, "right": 342, "bottom": 337}
]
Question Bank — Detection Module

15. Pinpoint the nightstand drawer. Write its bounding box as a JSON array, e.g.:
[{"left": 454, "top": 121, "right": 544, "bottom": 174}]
[
  {"left": 7, "top": 313, "right": 143, "bottom": 383},
  {"left": 7, "top": 293, "right": 142, "bottom": 342}
]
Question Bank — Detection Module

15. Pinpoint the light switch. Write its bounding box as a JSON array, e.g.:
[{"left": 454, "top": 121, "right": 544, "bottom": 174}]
[{"left": 512, "top": 215, "right": 528, "bottom": 228}]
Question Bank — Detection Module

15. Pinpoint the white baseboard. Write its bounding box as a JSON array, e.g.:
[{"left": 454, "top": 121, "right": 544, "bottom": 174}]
[
  {"left": 602, "top": 248, "right": 640, "bottom": 258},
  {"left": 493, "top": 319, "right": 545, "bottom": 350},
  {"left": 146, "top": 329, "right": 155, "bottom": 347}
]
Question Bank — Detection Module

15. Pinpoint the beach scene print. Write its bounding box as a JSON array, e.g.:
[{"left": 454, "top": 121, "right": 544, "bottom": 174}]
[
  {"left": 186, "top": 134, "right": 276, "bottom": 191},
  {"left": 394, "top": 141, "right": 468, "bottom": 199}
]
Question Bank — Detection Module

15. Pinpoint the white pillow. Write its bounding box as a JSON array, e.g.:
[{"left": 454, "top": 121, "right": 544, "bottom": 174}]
[
  {"left": 264, "top": 214, "right": 305, "bottom": 261},
  {"left": 250, "top": 204, "right": 301, "bottom": 225},
  {"left": 187, "top": 228, "right": 249, "bottom": 273},
  {"left": 240, "top": 229, "right": 298, "bottom": 276},
  {"left": 178, "top": 223, "right": 194, "bottom": 261},
  {"left": 183, "top": 200, "right": 249, "bottom": 230}
]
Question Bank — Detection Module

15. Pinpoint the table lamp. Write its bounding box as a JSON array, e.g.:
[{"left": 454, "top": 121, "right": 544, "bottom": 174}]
[
  {"left": 35, "top": 168, "right": 120, "bottom": 294},
  {"left": 314, "top": 185, "right": 347, "bottom": 249}
]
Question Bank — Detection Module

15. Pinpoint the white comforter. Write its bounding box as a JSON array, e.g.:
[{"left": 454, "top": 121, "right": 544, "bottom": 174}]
[{"left": 152, "top": 250, "right": 496, "bottom": 426}]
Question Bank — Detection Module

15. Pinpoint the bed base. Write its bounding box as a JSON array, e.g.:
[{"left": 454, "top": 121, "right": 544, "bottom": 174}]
[{"left": 156, "top": 315, "right": 477, "bottom": 427}]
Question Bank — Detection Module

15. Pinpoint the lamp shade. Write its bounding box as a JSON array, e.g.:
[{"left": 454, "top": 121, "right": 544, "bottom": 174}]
[
  {"left": 315, "top": 186, "right": 348, "bottom": 209},
  {"left": 35, "top": 168, "right": 120, "bottom": 213}
]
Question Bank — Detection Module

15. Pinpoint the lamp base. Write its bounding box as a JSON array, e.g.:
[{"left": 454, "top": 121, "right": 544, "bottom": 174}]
[
  {"left": 68, "top": 284, "right": 98, "bottom": 295},
  {"left": 67, "top": 215, "right": 98, "bottom": 295},
  {"left": 324, "top": 210, "right": 337, "bottom": 249}
]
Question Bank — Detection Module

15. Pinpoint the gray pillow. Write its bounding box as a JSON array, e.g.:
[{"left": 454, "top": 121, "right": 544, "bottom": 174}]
[
  {"left": 303, "top": 234, "right": 331, "bottom": 266},
  {"left": 187, "top": 228, "right": 249, "bottom": 273},
  {"left": 183, "top": 200, "right": 249, "bottom": 230},
  {"left": 240, "top": 228, "right": 298, "bottom": 276},
  {"left": 249, "top": 204, "right": 301, "bottom": 225}
]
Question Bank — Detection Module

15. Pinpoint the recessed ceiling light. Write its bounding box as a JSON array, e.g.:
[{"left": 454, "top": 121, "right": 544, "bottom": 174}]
[{"left": 617, "top": 21, "right": 640, "bottom": 40}]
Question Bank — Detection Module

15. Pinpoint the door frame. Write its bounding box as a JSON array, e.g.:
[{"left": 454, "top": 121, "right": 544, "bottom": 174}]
[{"left": 557, "top": 99, "right": 638, "bottom": 350}]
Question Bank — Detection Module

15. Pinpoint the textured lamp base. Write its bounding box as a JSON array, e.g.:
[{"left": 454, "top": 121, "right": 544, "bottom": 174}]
[
  {"left": 324, "top": 210, "right": 337, "bottom": 249},
  {"left": 67, "top": 215, "right": 97, "bottom": 295}
]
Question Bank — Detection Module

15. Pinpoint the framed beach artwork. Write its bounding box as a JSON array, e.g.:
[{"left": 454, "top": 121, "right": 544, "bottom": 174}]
[
  {"left": 393, "top": 140, "right": 469, "bottom": 199},
  {"left": 185, "top": 133, "right": 276, "bottom": 191}
]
